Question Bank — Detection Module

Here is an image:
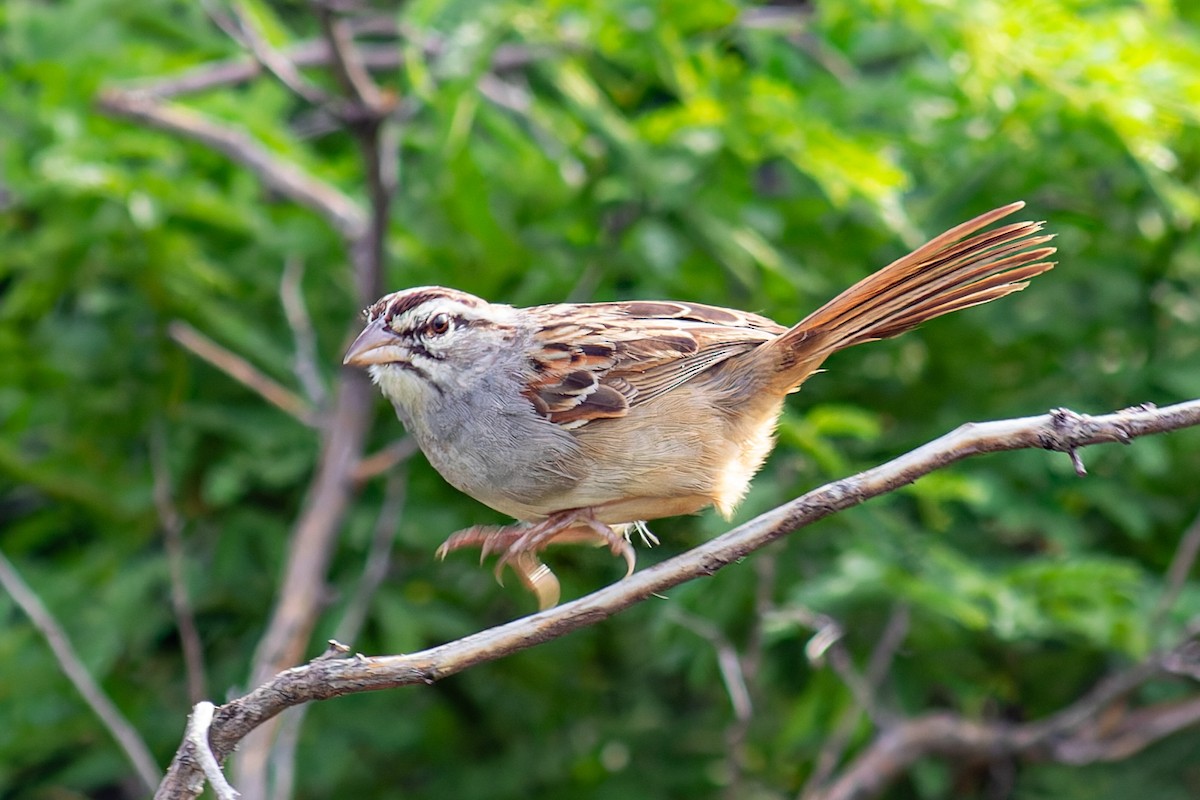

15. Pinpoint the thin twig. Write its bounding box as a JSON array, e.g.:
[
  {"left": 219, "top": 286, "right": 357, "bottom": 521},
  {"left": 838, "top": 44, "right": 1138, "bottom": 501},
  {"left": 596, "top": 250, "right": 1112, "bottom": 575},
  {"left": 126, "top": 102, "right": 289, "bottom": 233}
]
[
  {"left": 151, "top": 399, "right": 1200, "bottom": 799},
  {"left": 337, "top": 469, "right": 408, "bottom": 643},
  {"left": 237, "top": 5, "right": 397, "bottom": 786},
  {"left": 353, "top": 438, "right": 419, "bottom": 482},
  {"left": 800, "top": 604, "right": 910, "bottom": 799},
  {"left": 807, "top": 637, "right": 1200, "bottom": 800},
  {"left": 670, "top": 610, "right": 753, "bottom": 721},
  {"left": 280, "top": 257, "right": 328, "bottom": 408},
  {"left": 121, "top": 33, "right": 541, "bottom": 101},
  {"left": 311, "top": 0, "right": 386, "bottom": 114},
  {"left": 188, "top": 702, "right": 240, "bottom": 800},
  {"left": 0, "top": 551, "right": 162, "bottom": 794},
  {"left": 234, "top": 373, "right": 375, "bottom": 799},
  {"left": 204, "top": 0, "right": 334, "bottom": 107},
  {"left": 1051, "top": 696, "right": 1200, "bottom": 764},
  {"left": 728, "top": 554, "right": 777, "bottom": 798},
  {"left": 670, "top": 608, "right": 755, "bottom": 800},
  {"left": 1151, "top": 508, "right": 1200, "bottom": 638},
  {"left": 865, "top": 605, "right": 909, "bottom": 689},
  {"left": 151, "top": 425, "right": 209, "bottom": 703},
  {"left": 168, "top": 320, "right": 318, "bottom": 427}
]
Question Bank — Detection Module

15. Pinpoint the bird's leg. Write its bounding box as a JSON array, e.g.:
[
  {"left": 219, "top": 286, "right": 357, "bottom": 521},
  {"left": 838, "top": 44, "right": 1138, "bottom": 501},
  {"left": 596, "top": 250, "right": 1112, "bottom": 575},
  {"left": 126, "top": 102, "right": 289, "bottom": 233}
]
[{"left": 436, "top": 509, "right": 638, "bottom": 608}]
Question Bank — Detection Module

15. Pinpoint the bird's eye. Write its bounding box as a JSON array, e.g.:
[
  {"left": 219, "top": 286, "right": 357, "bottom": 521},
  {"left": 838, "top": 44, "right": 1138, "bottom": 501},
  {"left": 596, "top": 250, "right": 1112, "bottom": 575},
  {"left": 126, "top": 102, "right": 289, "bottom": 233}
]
[{"left": 426, "top": 313, "right": 452, "bottom": 336}]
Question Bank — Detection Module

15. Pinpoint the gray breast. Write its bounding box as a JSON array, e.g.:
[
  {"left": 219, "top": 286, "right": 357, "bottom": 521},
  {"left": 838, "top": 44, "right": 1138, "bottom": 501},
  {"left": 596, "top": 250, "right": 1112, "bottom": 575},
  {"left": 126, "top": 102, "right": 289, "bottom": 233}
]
[{"left": 401, "top": 387, "right": 584, "bottom": 518}]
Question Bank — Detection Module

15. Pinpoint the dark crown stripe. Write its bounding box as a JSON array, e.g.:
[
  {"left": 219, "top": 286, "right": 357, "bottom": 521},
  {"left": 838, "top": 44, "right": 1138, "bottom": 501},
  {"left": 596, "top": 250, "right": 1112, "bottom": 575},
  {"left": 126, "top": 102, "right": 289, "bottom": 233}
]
[{"left": 377, "top": 287, "right": 484, "bottom": 322}]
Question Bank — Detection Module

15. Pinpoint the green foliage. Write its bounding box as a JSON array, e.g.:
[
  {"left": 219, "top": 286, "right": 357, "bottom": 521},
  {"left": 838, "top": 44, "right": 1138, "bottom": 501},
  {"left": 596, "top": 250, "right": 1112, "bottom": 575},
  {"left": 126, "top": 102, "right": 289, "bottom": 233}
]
[{"left": 2, "top": 0, "right": 1200, "bottom": 798}]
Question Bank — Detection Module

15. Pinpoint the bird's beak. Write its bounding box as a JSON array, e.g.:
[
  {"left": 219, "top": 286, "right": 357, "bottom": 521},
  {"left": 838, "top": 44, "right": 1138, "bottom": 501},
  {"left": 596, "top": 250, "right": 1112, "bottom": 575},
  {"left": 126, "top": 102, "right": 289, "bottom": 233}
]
[{"left": 344, "top": 317, "right": 405, "bottom": 367}]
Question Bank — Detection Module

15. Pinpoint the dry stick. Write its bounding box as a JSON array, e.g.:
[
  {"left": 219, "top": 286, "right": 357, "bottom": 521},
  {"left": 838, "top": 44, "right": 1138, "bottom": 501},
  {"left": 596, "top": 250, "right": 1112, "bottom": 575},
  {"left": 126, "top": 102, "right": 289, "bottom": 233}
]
[
  {"left": 807, "top": 640, "right": 1200, "bottom": 800},
  {"left": 151, "top": 400, "right": 1200, "bottom": 800},
  {"left": 353, "top": 437, "right": 419, "bottom": 483},
  {"left": 236, "top": 11, "right": 395, "bottom": 799},
  {"left": 727, "top": 553, "right": 777, "bottom": 795},
  {"left": 96, "top": 27, "right": 383, "bottom": 799},
  {"left": 334, "top": 470, "right": 410, "bottom": 644},
  {"left": 280, "top": 257, "right": 328, "bottom": 408},
  {"left": 187, "top": 703, "right": 239, "bottom": 800},
  {"left": 96, "top": 89, "right": 366, "bottom": 239},
  {"left": 1052, "top": 695, "right": 1200, "bottom": 764},
  {"left": 167, "top": 321, "right": 318, "bottom": 427},
  {"left": 312, "top": 0, "right": 386, "bottom": 113},
  {"left": 670, "top": 610, "right": 754, "bottom": 721},
  {"left": 210, "top": 0, "right": 333, "bottom": 107},
  {"left": 775, "top": 605, "right": 879, "bottom": 718},
  {"left": 1151, "top": 508, "right": 1200, "bottom": 639},
  {"left": 801, "top": 605, "right": 910, "bottom": 800},
  {"left": 151, "top": 425, "right": 210, "bottom": 703},
  {"left": 669, "top": 606, "right": 756, "bottom": 799},
  {"left": 864, "top": 606, "right": 910, "bottom": 690},
  {"left": 0, "top": 551, "right": 162, "bottom": 794},
  {"left": 123, "top": 35, "right": 539, "bottom": 101}
]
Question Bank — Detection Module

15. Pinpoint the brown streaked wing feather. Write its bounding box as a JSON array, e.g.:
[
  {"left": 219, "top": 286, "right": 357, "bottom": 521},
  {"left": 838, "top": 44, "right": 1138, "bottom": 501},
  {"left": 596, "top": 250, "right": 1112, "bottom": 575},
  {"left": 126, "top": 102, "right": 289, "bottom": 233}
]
[{"left": 520, "top": 301, "right": 784, "bottom": 429}]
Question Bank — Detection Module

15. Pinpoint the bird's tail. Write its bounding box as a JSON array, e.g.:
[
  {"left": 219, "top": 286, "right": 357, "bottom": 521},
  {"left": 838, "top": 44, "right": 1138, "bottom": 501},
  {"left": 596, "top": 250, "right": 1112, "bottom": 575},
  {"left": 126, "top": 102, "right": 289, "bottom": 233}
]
[{"left": 757, "top": 202, "right": 1057, "bottom": 391}]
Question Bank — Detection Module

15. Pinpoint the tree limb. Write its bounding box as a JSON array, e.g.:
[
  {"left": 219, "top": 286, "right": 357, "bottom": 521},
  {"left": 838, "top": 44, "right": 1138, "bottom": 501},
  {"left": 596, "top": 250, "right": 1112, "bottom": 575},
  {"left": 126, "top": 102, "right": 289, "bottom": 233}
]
[
  {"left": 0, "top": 551, "right": 162, "bottom": 795},
  {"left": 807, "top": 641, "right": 1200, "bottom": 800},
  {"left": 233, "top": 7, "right": 397, "bottom": 796},
  {"left": 151, "top": 398, "right": 1200, "bottom": 799},
  {"left": 151, "top": 425, "right": 210, "bottom": 704}
]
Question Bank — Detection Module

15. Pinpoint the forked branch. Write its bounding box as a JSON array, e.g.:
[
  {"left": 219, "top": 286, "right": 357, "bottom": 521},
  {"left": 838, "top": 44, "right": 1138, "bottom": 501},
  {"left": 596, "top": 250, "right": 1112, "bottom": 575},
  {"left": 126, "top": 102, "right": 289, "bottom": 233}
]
[{"left": 153, "top": 398, "right": 1200, "bottom": 799}]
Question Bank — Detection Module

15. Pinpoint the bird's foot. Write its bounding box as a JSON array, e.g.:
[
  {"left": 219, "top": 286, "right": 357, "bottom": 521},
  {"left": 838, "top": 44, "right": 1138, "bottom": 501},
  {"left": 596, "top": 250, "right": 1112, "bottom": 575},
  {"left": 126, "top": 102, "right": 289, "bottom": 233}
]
[{"left": 436, "top": 509, "right": 639, "bottom": 609}]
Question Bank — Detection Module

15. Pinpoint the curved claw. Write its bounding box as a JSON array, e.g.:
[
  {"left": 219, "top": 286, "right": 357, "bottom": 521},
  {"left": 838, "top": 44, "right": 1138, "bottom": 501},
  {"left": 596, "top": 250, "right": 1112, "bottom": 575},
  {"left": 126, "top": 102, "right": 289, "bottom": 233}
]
[
  {"left": 619, "top": 541, "right": 636, "bottom": 578},
  {"left": 583, "top": 518, "right": 637, "bottom": 577},
  {"left": 510, "top": 553, "right": 561, "bottom": 610}
]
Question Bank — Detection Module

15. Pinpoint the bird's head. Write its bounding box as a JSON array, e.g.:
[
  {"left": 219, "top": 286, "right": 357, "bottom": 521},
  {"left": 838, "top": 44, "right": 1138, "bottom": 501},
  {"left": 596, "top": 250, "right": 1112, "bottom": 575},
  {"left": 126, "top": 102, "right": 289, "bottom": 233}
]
[{"left": 344, "top": 286, "right": 520, "bottom": 411}]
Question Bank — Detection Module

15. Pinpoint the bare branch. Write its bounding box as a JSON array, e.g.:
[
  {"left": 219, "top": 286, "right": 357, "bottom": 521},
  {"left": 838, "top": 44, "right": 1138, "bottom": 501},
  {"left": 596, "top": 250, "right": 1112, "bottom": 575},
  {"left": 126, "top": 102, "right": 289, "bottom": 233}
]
[
  {"left": 151, "top": 425, "right": 209, "bottom": 703},
  {"left": 95, "top": 89, "right": 366, "bottom": 238},
  {"left": 337, "top": 469, "right": 408, "bottom": 643},
  {"left": 233, "top": 8, "right": 398, "bottom": 793},
  {"left": 151, "top": 399, "right": 1200, "bottom": 798},
  {"left": 801, "top": 605, "right": 910, "bottom": 799},
  {"left": 1151, "top": 508, "right": 1200, "bottom": 638},
  {"left": 1051, "top": 696, "right": 1200, "bottom": 764},
  {"left": 187, "top": 702, "right": 240, "bottom": 800},
  {"left": 280, "top": 257, "right": 328, "bottom": 408},
  {"left": 353, "top": 438, "right": 419, "bottom": 482},
  {"left": 670, "top": 610, "right": 753, "bottom": 721},
  {"left": 234, "top": 372, "right": 376, "bottom": 795},
  {"left": 865, "top": 605, "right": 910, "bottom": 689},
  {"left": 808, "top": 639, "right": 1198, "bottom": 800},
  {"left": 204, "top": 0, "right": 334, "bottom": 107},
  {"left": 168, "top": 321, "right": 318, "bottom": 427},
  {"left": 121, "top": 35, "right": 540, "bottom": 101},
  {"left": 0, "top": 551, "right": 162, "bottom": 794},
  {"left": 311, "top": 1, "right": 386, "bottom": 114}
]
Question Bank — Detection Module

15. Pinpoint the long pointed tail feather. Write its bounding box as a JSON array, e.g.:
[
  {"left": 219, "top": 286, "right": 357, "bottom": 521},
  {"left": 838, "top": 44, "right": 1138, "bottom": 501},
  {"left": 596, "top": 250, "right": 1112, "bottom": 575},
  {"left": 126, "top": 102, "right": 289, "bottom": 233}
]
[{"left": 763, "top": 202, "right": 1056, "bottom": 389}]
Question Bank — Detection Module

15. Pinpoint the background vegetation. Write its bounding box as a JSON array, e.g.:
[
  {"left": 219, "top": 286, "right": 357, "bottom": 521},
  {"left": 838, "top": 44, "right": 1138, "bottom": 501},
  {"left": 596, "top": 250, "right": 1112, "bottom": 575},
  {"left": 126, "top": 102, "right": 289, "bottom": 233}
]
[{"left": 3, "top": 0, "right": 1200, "bottom": 798}]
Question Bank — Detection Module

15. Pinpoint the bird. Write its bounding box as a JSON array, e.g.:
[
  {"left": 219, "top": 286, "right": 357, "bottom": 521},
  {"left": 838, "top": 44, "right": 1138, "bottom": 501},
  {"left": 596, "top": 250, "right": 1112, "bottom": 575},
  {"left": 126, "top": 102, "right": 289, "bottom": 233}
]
[{"left": 345, "top": 202, "right": 1055, "bottom": 608}]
